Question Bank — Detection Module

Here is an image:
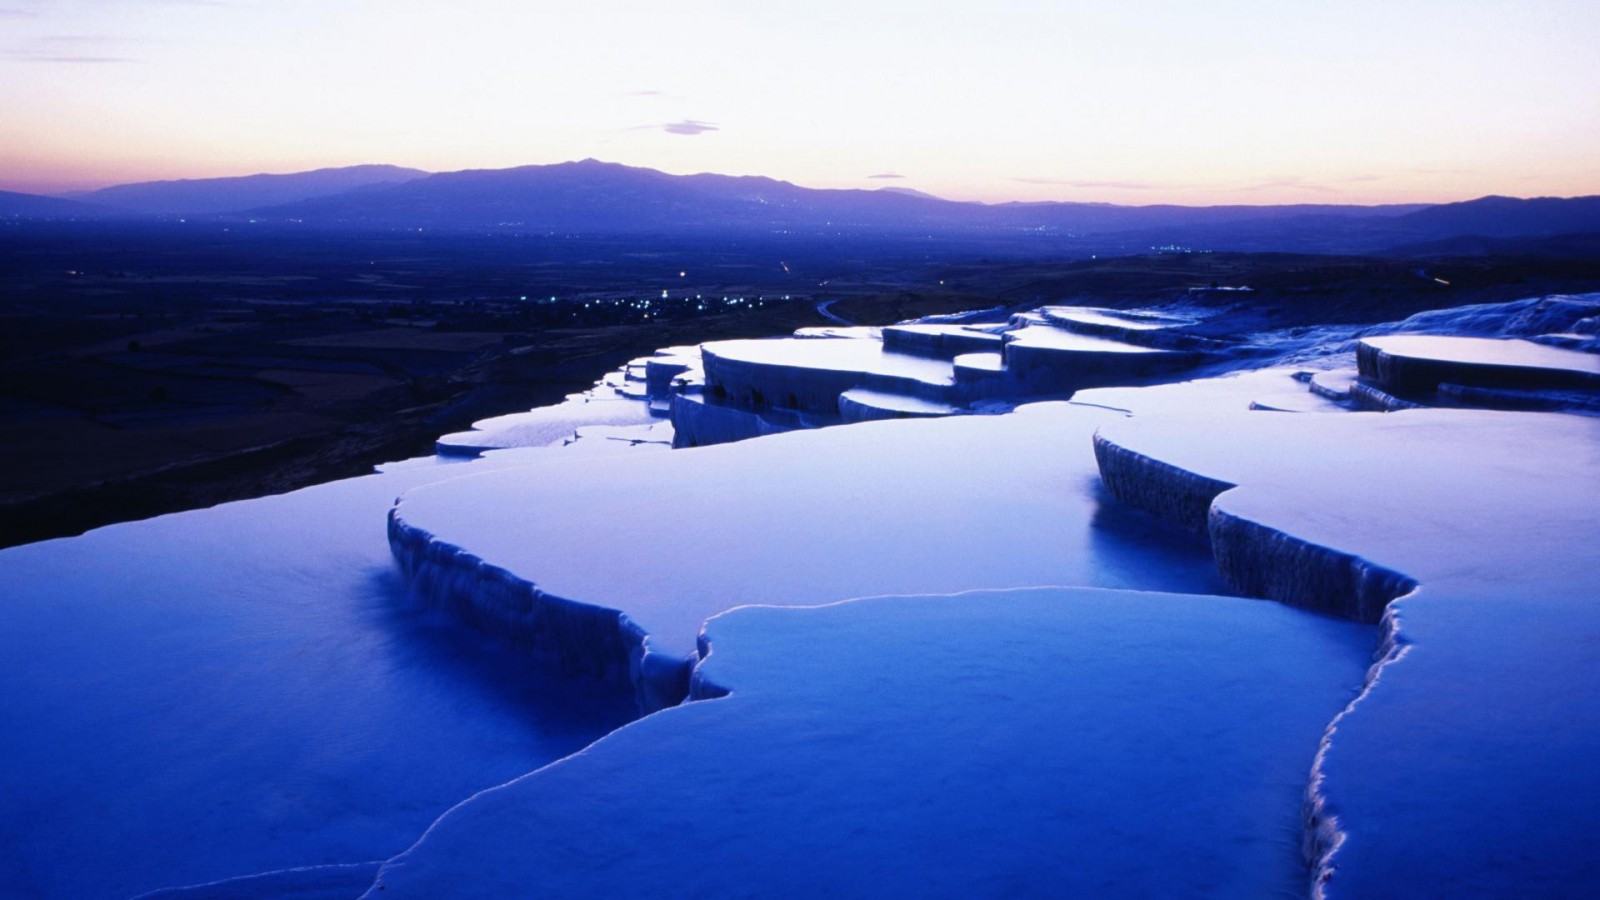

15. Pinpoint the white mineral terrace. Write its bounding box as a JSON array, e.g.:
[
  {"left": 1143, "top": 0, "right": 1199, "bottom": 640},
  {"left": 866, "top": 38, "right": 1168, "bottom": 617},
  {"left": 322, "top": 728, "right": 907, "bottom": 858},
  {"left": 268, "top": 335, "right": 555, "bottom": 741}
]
[
  {"left": 838, "top": 387, "right": 957, "bottom": 417},
  {"left": 390, "top": 308, "right": 1600, "bottom": 894},
  {"left": 1308, "top": 369, "right": 1360, "bottom": 402},
  {"left": 953, "top": 351, "right": 1005, "bottom": 371},
  {"left": 388, "top": 402, "right": 1231, "bottom": 704},
  {"left": 880, "top": 323, "right": 1005, "bottom": 341},
  {"left": 1073, "top": 367, "right": 1342, "bottom": 416},
  {"left": 1093, "top": 403, "right": 1600, "bottom": 896},
  {"left": 703, "top": 336, "right": 958, "bottom": 386},
  {"left": 9, "top": 293, "right": 1600, "bottom": 898},
  {"left": 1003, "top": 324, "right": 1174, "bottom": 353},
  {"left": 1041, "top": 305, "right": 1196, "bottom": 331},
  {"left": 364, "top": 586, "right": 1371, "bottom": 898},
  {"left": 435, "top": 387, "right": 656, "bottom": 455},
  {"left": 1361, "top": 334, "right": 1600, "bottom": 374}
]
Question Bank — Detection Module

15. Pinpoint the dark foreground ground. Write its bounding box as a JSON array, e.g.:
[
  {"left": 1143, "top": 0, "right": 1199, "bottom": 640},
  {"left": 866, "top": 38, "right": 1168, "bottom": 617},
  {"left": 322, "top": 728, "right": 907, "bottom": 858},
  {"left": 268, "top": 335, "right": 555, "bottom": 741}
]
[{"left": 3, "top": 222, "right": 1597, "bottom": 548}]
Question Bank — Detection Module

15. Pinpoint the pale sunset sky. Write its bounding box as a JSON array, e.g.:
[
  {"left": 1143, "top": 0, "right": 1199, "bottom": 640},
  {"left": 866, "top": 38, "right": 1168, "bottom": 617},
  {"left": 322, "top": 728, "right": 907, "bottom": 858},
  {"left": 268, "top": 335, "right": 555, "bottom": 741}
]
[{"left": 2, "top": 0, "right": 1596, "bottom": 205}]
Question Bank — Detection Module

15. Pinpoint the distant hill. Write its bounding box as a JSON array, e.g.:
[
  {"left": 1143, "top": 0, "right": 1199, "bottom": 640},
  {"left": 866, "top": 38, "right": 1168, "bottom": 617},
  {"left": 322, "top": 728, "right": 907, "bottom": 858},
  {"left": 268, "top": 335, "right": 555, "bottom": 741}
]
[
  {"left": 81, "top": 164, "right": 429, "bottom": 216},
  {"left": 878, "top": 186, "right": 944, "bottom": 201},
  {"left": 255, "top": 159, "right": 972, "bottom": 233},
  {"left": 0, "top": 190, "right": 110, "bottom": 219},
  {"left": 1393, "top": 195, "right": 1600, "bottom": 238},
  {"left": 252, "top": 158, "right": 1428, "bottom": 240},
  {"left": 3, "top": 160, "right": 1596, "bottom": 255}
]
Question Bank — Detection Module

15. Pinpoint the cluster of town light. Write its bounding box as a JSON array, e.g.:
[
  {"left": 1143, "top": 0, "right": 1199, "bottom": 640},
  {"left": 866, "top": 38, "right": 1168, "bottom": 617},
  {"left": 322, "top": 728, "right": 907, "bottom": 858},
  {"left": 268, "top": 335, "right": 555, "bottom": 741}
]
[{"left": 508, "top": 292, "right": 795, "bottom": 321}]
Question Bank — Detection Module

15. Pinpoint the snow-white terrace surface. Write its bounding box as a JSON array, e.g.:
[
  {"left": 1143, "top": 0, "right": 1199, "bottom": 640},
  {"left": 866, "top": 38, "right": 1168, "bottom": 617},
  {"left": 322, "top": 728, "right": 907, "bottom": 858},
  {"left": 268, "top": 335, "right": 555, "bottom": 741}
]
[
  {"left": 366, "top": 587, "right": 1370, "bottom": 897},
  {"left": 435, "top": 387, "right": 655, "bottom": 455},
  {"left": 389, "top": 402, "right": 1227, "bottom": 666},
  {"left": 882, "top": 322, "right": 1004, "bottom": 339},
  {"left": 1042, "top": 306, "right": 1196, "bottom": 331},
  {"left": 1251, "top": 293, "right": 1600, "bottom": 367},
  {"left": 1361, "top": 334, "right": 1600, "bottom": 375},
  {"left": 702, "top": 336, "right": 957, "bottom": 386},
  {"left": 1309, "top": 369, "right": 1360, "bottom": 401},
  {"left": 838, "top": 387, "right": 957, "bottom": 415},
  {"left": 1093, "top": 406, "right": 1600, "bottom": 896},
  {"left": 1004, "top": 324, "right": 1173, "bottom": 353},
  {"left": 1074, "top": 367, "right": 1342, "bottom": 416},
  {"left": 8, "top": 291, "right": 1600, "bottom": 896},
  {"left": 0, "top": 439, "right": 664, "bottom": 898},
  {"left": 791, "top": 325, "right": 880, "bottom": 339},
  {"left": 953, "top": 351, "right": 1005, "bottom": 371}
]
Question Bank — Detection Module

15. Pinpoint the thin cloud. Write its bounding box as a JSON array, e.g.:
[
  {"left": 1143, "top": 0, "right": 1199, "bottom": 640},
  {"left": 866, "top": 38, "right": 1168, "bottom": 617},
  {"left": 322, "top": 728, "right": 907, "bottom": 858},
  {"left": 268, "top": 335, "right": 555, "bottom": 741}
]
[
  {"left": 868, "top": 173, "right": 904, "bottom": 180},
  {"left": 627, "top": 89, "right": 666, "bottom": 97},
  {"left": 660, "top": 120, "right": 719, "bottom": 136}
]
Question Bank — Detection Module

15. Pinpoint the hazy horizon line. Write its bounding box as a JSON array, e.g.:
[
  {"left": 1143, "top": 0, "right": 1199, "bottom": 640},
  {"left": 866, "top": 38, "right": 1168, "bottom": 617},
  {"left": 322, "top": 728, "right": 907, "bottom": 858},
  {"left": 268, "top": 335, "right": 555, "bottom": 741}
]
[{"left": 4, "top": 157, "right": 1595, "bottom": 210}]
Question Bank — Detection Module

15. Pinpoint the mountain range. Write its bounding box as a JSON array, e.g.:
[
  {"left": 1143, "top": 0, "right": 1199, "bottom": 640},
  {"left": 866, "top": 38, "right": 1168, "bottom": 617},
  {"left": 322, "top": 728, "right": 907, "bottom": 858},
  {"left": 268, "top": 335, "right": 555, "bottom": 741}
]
[
  {"left": 68, "top": 164, "right": 427, "bottom": 216},
  {"left": 4, "top": 160, "right": 1598, "bottom": 254}
]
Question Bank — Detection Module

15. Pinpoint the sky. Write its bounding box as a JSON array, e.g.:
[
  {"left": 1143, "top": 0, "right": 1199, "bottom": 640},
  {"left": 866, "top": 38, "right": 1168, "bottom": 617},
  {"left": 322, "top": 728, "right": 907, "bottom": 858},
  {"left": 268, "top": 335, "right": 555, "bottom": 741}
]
[{"left": 1, "top": 0, "right": 1597, "bottom": 205}]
